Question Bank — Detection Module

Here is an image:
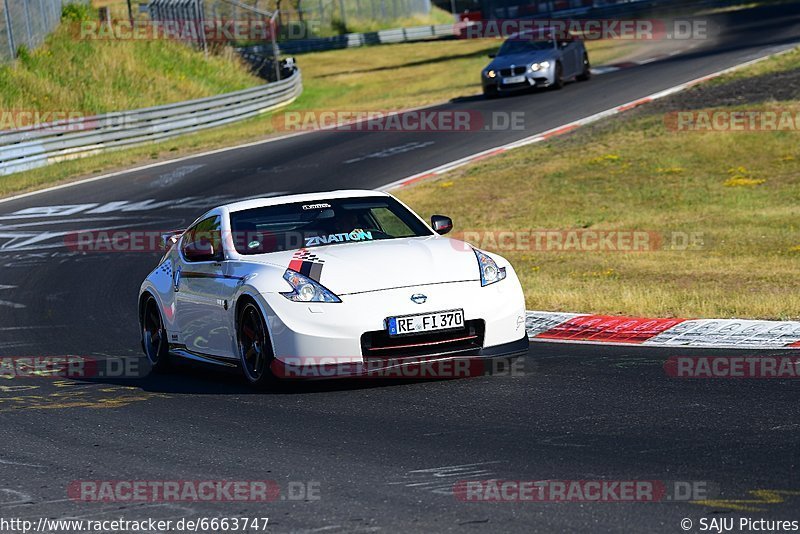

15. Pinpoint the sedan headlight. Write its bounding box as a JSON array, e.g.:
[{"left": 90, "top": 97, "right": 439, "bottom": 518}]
[
  {"left": 486, "top": 69, "right": 496, "bottom": 78},
  {"left": 281, "top": 269, "right": 341, "bottom": 303},
  {"left": 473, "top": 249, "right": 507, "bottom": 287},
  {"left": 530, "top": 61, "right": 550, "bottom": 72}
]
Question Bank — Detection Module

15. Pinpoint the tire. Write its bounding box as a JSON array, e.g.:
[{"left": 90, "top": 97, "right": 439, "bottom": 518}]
[
  {"left": 237, "top": 301, "right": 277, "bottom": 389},
  {"left": 551, "top": 62, "right": 564, "bottom": 90},
  {"left": 577, "top": 53, "right": 591, "bottom": 82},
  {"left": 483, "top": 86, "right": 498, "bottom": 99},
  {"left": 141, "top": 294, "right": 170, "bottom": 372}
]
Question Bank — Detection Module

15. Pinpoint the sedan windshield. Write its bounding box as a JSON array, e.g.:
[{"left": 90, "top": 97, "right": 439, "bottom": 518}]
[
  {"left": 229, "top": 197, "right": 434, "bottom": 255},
  {"left": 498, "top": 39, "right": 553, "bottom": 56}
]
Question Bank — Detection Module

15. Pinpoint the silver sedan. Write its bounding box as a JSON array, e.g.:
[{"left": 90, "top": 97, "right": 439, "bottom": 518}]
[{"left": 481, "top": 32, "right": 591, "bottom": 97}]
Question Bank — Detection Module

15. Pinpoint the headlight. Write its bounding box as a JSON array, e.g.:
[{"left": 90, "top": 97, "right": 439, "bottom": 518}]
[
  {"left": 540, "top": 61, "right": 550, "bottom": 69},
  {"left": 281, "top": 269, "right": 341, "bottom": 303},
  {"left": 473, "top": 249, "right": 506, "bottom": 287},
  {"left": 530, "top": 63, "right": 540, "bottom": 71},
  {"left": 486, "top": 69, "right": 496, "bottom": 78}
]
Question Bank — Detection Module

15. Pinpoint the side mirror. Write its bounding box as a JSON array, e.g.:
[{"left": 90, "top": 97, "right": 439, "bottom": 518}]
[
  {"left": 161, "top": 230, "right": 183, "bottom": 251},
  {"left": 431, "top": 215, "right": 453, "bottom": 235},
  {"left": 183, "top": 240, "right": 218, "bottom": 262}
]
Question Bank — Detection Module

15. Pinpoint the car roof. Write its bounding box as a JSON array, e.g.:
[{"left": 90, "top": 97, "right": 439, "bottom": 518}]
[
  {"left": 222, "top": 189, "right": 390, "bottom": 214},
  {"left": 508, "top": 29, "right": 555, "bottom": 40}
]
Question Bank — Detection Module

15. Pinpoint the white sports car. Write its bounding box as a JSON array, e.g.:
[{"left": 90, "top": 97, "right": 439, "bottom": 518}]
[{"left": 138, "top": 190, "right": 529, "bottom": 387}]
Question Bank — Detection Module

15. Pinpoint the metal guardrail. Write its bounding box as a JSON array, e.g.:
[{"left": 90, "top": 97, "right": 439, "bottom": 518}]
[
  {"left": 0, "top": 69, "right": 302, "bottom": 176},
  {"left": 243, "top": 0, "right": 756, "bottom": 56},
  {"left": 243, "top": 1, "right": 660, "bottom": 56},
  {"left": 244, "top": 22, "right": 455, "bottom": 55}
]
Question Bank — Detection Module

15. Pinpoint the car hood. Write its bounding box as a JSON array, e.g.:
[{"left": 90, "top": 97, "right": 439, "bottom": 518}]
[
  {"left": 488, "top": 50, "right": 555, "bottom": 70},
  {"left": 248, "top": 236, "right": 480, "bottom": 295}
]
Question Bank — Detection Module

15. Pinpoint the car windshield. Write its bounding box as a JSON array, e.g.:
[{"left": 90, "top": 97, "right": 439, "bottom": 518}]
[
  {"left": 229, "top": 196, "right": 434, "bottom": 255},
  {"left": 497, "top": 38, "right": 553, "bottom": 56}
]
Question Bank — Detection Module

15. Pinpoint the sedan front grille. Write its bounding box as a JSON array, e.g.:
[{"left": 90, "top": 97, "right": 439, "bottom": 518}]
[{"left": 499, "top": 66, "right": 527, "bottom": 77}]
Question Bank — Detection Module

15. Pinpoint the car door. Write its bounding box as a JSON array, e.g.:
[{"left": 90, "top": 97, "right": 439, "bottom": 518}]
[
  {"left": 558, "top": 37, "right": 579, "bottom": 77},
  {"left": 567, "top": 39, "right": 582, "bottom": 77},
  {"left": 175, "top": 215, "right": 229, "bottom": 357}
]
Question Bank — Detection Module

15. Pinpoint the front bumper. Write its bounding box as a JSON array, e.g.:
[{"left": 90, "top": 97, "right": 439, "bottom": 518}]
[
  {"left": 271, "top": 334, "right": 530, "bottom": 380},
  {"left": 260, "top": 273, "right": 528, "bottom": 364},
  {"left": 483, "top": 67, "right": 554, "bottom": 92}
]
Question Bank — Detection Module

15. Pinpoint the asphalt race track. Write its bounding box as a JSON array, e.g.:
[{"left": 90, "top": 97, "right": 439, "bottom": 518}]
[{"left": 0, "top": 4, "right": 799, "bottom": 532}]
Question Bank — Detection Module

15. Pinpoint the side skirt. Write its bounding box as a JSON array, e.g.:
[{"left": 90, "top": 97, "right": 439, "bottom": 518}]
[{"left": 168, "top": 344, "right": 239, "bottom": 368}]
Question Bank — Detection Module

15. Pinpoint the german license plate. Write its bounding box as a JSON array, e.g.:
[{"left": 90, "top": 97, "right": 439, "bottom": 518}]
[
  {"left": 387, "top": 309, "right": 465, "bottom": 336},
  {"left": 502, "top": 75, "right": 526, "bottom": 84}
]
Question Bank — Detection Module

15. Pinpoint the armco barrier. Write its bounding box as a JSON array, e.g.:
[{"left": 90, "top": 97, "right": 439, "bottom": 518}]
[
  {"left": 241, "top": 0, "right": 755, "bottom": 57},
  {"left": 244, "top": 23, "right": 456, "bottom": 55},
  {"left": 0, "top": 69, "right": 302, "bottom": 176}
]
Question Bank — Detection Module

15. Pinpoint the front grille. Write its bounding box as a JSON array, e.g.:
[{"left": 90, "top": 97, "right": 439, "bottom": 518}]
[
  {"left": 499, "top": 66, "right": 527, "bottom": 77},
  {"left": 361, "top": 320, "right": 485, "bottom": 359}
]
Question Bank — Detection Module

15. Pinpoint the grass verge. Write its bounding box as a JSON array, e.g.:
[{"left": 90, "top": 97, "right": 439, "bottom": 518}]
[
  {"left": 297, "top": 37, "right": 643, "bottom": 110},
  {"left": 0, "top": 8, "right": 262, "bottom": 114},
  {"left": 96, "top": 0, "right": 455, "bottom": 36},
  {"left": 317, "top": 7, "right": 456, "bottom": 36},
  {"left": 0, "top": 23, "right": 642, "bottom": 197},
  {"left": 395, "top": 47, "right": 800, "bottom": 320}
]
